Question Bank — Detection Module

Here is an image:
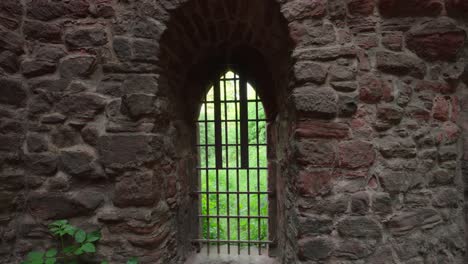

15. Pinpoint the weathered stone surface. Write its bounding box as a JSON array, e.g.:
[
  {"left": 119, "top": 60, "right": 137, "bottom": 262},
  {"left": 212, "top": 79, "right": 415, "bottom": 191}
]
[
  {"left": 114, "top": 171, "right": 160, "bottom": 207},
  {"left": 25, "top": 153, "right": 58, "bottom": 176},
  {"left": 29, "top": 191, "right": 103, "bottom": 220},
  {"left": 26, "top": 133, "right": 48, "bottom": 153},
  {"left": 432, "top": 96, "right": 450, "bottom": 121},
  {"left": 386, "top": 208, "right": 442, "bottom": 235},
  {"left": 293, "top": 46, "right": 357, "bottom": 61},
  {"left": 60, "top": 147, "right": 102, "bottom": 179},
  {"left": 294, "top": 61, "right": 327, "bottom": 84},
  {"left": 335, "top": 239, "right": 376, "bottom": 259},
  {"left": 0, "top": 134, "right": 22, "bottom": 152},
  {"left": 292, "top": 87, "right": 337, "bottom": 118},
  {"left": 337, "top": 216, "right": 382, "bottom": 239},
  {"left": 406, "top": 18, "right": 466, "bottom": 61},
  {"left": 378, "top": 170, "right": 420, "bottom": 193},
  {"left": 0, "top": 78, "right": 26, "bottom": 107},
  {"left": 281, "top": 0, "right": 326, "bottom": 21},
  {"left": 65, "top": 27, "right": 108, "bottom": 48},
  {"left": 0, "top": 50, "right": 19, "bottom": 73},
  {"left": 98, "top": 134, "right": 163, "bottom": 168},
  {"left": 375, "top": 103, "right": 404, "bottom": 130},
  {"left": 350, "top": 191, "right": 370, "bottom": 215},
  {"left": 23, "top": 20, "right": 62, "bottom": 44},
  {"left": 372, "top": 192, "right": 393, "bottom": 216},
  {"left": 359, "top": 74, "right": 385, "bottom": 104},
  {"left": 21, "top": 59, "right": 56, "bottom": 78},
  {"left": 432, "top": 188, "right": 460, "bottom": 208},
  {"left": 296, "top": 140, "right": 336, "bottom": 166},
  {"left": 298, "top": 214, "right": 333, "bottom": 235},
  {"left": 446, "top": 0, "right": 468, "bottom": 17},
  {"left": 376, "top": 51, "right": 426, "bottom": 78},
  {"left": 378, "top": 136, "right": 416, "bottom": 158},
  {"left": 382, "top": 31, "right": 403, "bottom": 51},
  {"left": 132, "top": 39, "right": 159, "bottom": 62},
  {"left": 298, "top": 237, "right": 334, "bottom": 261},
  {"left": 289, "top": 21, "right": 336, "bottom": 47},
  {"left": 348, "top": 0, "right": 375, "bottom": 16},
  {"left": 122, "top": 75, "right": 159, "bottom": 94},
  {"left": 59, "top": 55, "right": 97, "bottom": 78},
  {"left": 0, "top": 27, "right": 24, "bottom": 54},
  {"left": 330, "top": 65, "right": 356, "bottom": 82},
  {"left": 338, "top": 94, "right": 358, "bottom": 117},
  {"left": 113, "top": 37, "right": 132, "bottom": 61},
  {"left": 56, "top": 93, "right": 106, "bottom": 121},
  {"left": 338, "top": 140, "right": 375, "bottom": 169},
  {"left": 295, "top": 121, "right": 349, "bottom": 139},
  {"left": 378, "top": 0, "right": 444, "bottom": 17},
  {"left": 122, "top": 94, "right": 156, "bottom": 118},
  {"left": 51, "top": 125, "right": 81, "bottom": 148},
  {"left": 331, "top": 81, "right": 357, "bottom": 92},
  {"left": 298, "top": 169, "right": 334, "bottom": 197},
  {"left": 26, "top": 0, "right": 90, "bottom": 21}
]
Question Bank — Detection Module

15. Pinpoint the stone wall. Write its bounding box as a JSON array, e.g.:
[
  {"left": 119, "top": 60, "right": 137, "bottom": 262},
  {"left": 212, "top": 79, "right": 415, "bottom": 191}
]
[{"left": 0, "top": 0, "right": 467, "bottom": 263}]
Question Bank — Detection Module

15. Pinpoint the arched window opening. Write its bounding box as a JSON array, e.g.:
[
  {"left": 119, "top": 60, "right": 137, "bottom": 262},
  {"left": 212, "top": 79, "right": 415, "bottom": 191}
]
[{"left": 195, "top": 70, "right": 270, "bottom": 256}]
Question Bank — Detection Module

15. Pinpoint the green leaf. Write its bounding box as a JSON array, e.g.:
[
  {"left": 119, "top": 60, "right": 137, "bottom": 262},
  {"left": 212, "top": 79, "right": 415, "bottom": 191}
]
[
  {"left": 45, "top": 249, "right": 57, "bottom": 258},
  {"left": 64, "top": 225, "right": 76, "bottom": 236},
  {"left": 49, "top": 220, "right": 67, "bottom": 227},
  {"left": 86, "top": 231, "right": 101, "bottom": 242},
  {"left": 73, "top": 248, "right": 84, "bottom": 256},
  {"left": 27, "top": 251, "right": 44, "bottom": 260},
  {"left": 100, "top": 262, "right": 109, "bottom": 264},
  {"left": 45, "top": 258, "right": 56, "bottom": 264},
  {"left": 80, "top": 243, "right": 96, "bottom": 253},
  {"left": 63, "top": 246, "right": 76, "bottom": 255},
  {"left": 74, "top": 229, "right": 86, "bottom": 243},
  {"left": 126, "top": 257, "right": 139, "bottom": 264}
]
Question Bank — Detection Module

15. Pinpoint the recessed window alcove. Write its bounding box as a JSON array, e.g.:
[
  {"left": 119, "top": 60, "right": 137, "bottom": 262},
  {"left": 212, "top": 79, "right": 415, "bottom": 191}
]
[{"left": 157, "top": 0, "right": 293, "bottom": 262}]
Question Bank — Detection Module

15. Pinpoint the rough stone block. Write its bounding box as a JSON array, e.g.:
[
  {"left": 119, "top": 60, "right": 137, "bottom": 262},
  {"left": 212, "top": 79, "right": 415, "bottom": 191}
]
[
  {"left": 376, "top": 51, "right": 426, "bottom": 78},
  {"left": 337, "top": 216, "right": 382, "bottom": 239},
  {"left": 292, "top": 87, "right": 337, "bottom": 119},
  {"left": 295, "top": 121, "right": 349, "bottom": 139},
  {"left": 59, "top": 55, "right": 97, "bottom": 78},
  {"left": 338, "top": 140, "right": 375, "bottom": 169},
  {"left": 113, "top": 171, "right": 160, "bottom": 207},
  {"left": 296, "top": 140, "right": 336, "bottom": 167}
]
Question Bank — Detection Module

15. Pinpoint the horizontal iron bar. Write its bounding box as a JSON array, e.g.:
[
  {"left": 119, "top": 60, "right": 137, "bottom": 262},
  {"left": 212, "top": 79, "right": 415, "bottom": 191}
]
[
  {"left": 193, "top": 191, "right": 271, "bottom": 195},
  {"left": 197, "top": 119, "right": 267, "bottom": 122},
  {"left": 192, "top": 239, "right": 273, "bottom": 244},
  {"left": 196, "top": 167, "right": 268, "bottom": 170},
  {"left": 198, "top": 215, "right": 269, "bottom": 219},
  {"left": 201, "top": 100, "right": 262, "bottom": 104},
  {"left": 197, "top": 143, "right": 267, "bottom": 147}
]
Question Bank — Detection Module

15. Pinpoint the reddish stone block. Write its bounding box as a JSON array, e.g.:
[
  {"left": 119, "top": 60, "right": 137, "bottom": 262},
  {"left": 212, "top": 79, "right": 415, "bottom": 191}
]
[
  {"left": 359, "top": 74, "right": 384, "bottom": 104},
  {"left": 378, "top": 0, "right": 443, "bottom": 17},
  {"left": 348, "top": 0, "right": 375, "bottom": 16},
  {"left": 415, "top": 80, "right": 455, "bottom": 94},
  {"left": 298, "top": 169, "right": 334, "bottom": 197},
  {"left": 382, "top": 32, "right": 403, "bottom": 51},
  {"left": 451, "top": 96, "right": 459, "bottom": 122},
  {"left": 338, "top": 140, "right": 375, "bottom": 169},
  {"left": 432, "top": 96, "right": 450, "bottom": 121},
  {"left": 296, "top": 121, "right": 349, "bottom": 139},
  {"left": 436, "top": 121, "right": 460, "bottom": 145},
  {"left": 355, "top": 34, "right": 378, "bottom": 49},
  {"left": 446, "top": 0, "right": 468, "bottom": 17},
  {"left": 406, "top": 18, "right": 466, "bottom": 61}
]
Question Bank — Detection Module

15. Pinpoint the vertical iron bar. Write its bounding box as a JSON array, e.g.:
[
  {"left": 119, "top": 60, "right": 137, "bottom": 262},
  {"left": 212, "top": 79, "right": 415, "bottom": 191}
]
[
  {"left": 214, "top": 80, "right": 221, "bottom": 254},
  {"left": 256, "top": 96, "right": 261, "bottom": 255},
  {"left": 224, "top": 74, "right": 231, "bottom": 254},
  {"left": 234, "top": 75, "right": 241, "bottom": 255},
  {"left": 239, "top": 76, "right": 249, "bottom": 169},
  {"left": 204, "top": 92, "right": 210, "bottom": 256}
]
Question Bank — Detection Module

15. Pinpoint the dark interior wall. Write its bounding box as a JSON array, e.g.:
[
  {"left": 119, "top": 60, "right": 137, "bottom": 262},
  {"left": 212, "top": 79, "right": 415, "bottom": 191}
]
[{"left": 0, "top": 0, "right": 467, "bottom": 263}]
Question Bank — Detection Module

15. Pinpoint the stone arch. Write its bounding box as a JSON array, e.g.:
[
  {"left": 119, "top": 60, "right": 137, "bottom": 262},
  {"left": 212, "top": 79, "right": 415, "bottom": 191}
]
[{"left": 156, "top": 0, "right": 294, "bottom": 261}]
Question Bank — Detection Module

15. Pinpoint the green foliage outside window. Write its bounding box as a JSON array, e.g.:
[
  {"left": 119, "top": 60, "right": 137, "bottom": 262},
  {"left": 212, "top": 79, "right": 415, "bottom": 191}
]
[{"left": 198, "top": 71, "right": 268, "bottom": 246}]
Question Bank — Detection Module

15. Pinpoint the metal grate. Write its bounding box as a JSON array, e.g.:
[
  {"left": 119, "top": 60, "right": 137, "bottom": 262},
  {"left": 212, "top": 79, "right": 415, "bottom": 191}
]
[{"left": 194, "top": 70, "right": 270, "bottom": 256}]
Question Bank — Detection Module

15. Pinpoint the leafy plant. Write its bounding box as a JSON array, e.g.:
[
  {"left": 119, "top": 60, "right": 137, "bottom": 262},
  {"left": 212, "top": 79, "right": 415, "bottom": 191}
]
[{"left": 22, "top": 220, "right": 138, "bottom": 264}]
